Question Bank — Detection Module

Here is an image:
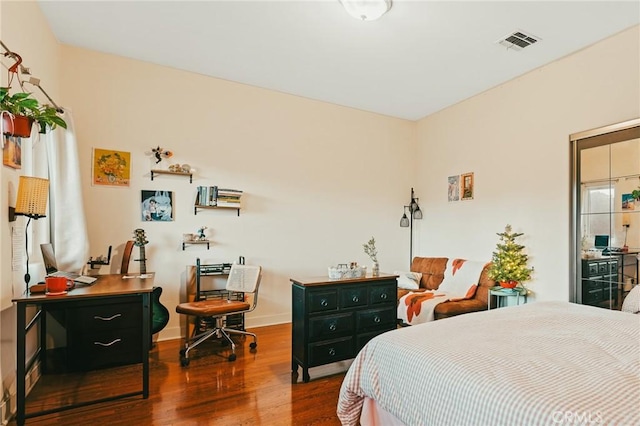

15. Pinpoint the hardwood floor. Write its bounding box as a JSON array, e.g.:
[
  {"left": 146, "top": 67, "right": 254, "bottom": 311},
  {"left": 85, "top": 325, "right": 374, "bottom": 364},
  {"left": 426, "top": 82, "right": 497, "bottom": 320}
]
[{"left": 13, "top": 323, "right": 350, "bottom": 425}]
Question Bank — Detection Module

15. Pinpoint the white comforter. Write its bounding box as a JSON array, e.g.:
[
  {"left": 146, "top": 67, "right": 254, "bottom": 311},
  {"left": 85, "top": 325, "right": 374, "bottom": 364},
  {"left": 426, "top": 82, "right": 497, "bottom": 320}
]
[{"left": 337, "top": 302, "right": 640, "bottom": 426}]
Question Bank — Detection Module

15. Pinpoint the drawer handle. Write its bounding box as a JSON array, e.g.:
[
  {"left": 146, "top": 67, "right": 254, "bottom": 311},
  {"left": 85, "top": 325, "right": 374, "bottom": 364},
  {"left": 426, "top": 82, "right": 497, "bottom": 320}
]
[
  {"left": 329, "top": 323, "right": 337, "bottom": 331},
  {"left": 94, "top": 313, "right": 122, "bottom": 321},
  {"left": 352, "top": 296, "right": 359, "bottom": 303},
  {"left": 94, "top": 338, "right": 122, "bottom": 347},
  {"left": 380, "top": 293, "right": 388, "bottom": 300},
  {"left": 374, "top": 316, "right": 381, "bottom": 323},
  {"left": 320, "top": 299, "right": 328, "bottom": 307},
  {"left": 328, "top": 348, "right": 336, "bottom": 357}
]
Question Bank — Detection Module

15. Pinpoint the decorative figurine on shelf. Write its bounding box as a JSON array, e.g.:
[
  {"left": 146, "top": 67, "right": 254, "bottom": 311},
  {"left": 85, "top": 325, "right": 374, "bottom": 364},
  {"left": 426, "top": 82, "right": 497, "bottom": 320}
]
[
  {"left": 196, "top": 226, "right": 207, "bottom": 241},
  {"left": 152, "top": 146, "right": 173, "bottom": 164}
]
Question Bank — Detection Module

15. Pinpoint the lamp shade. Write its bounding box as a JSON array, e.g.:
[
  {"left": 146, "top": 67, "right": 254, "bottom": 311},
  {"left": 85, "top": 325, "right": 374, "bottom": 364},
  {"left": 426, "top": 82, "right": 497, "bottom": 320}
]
[
  {"left": 622, "top": 213, "right": 631, "bottom": 226},
  {"left": 15, "top": 176, "right": 49, "bottom": 219},
  {"left": 340, "top": 0, "right": 392, "bottom": 21}
]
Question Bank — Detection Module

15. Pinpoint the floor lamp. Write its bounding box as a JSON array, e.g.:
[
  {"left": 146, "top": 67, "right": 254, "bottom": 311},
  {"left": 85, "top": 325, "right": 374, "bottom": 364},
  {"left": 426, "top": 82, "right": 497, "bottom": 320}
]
[
  {"left": 400, "top": 187, "right": 422, "bottom": 267},
  {"left": 13, "top": 176, "right": 49, "bottom": 291}
]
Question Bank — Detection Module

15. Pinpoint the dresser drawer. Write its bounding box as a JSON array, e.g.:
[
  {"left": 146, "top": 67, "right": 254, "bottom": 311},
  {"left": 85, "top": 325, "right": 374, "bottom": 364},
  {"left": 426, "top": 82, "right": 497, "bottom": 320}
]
[
  {"left": 597, "top": 262, "right": 607, "bottom": 275},
  {"left": 309, "top": 313, "right": 353, "bottom": 341},
  {"left": 339, "top": 286, "right": 367, "bottom": 308},
  {"left": 69, "top": 328, "right": 142, "bottom": 370},
  {"left": 70, "top": 301, "right": 142, "bottom": 333},
  {"left": 582, "top": 277, "right": 604, "bottom": 291},
  {"left": 583, "top": 289, "right": 603, "bottom": 305},
  {"left": 587, "top": 263, "right": 598, "bottom": 276},
  {"left": 356, "top": 329, "right": 393, "bottom": 352},
  {"left": 309, "top": 290, "right": 338, "bottom": 313},
  {"left": 356, "top": 307, "right": 396, "bottom": 331},
  {"left": 369, "top": 283, "right": 395, "bottom": 305},
  {"left": 308, "top": 337, "right": 353, "bottom": 367}
]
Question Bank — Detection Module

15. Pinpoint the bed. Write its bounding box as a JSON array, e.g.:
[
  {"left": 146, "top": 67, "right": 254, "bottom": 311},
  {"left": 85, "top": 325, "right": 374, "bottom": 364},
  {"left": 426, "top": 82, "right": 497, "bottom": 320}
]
[{"left": 337, "top": 301, "right": 640, "bottom": 426}]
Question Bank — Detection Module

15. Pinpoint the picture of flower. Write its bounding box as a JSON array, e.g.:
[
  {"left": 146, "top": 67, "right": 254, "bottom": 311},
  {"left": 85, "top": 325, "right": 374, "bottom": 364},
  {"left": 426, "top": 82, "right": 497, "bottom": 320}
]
[{"left": 92, "top": 148, "right": 130, "bottom": 186}]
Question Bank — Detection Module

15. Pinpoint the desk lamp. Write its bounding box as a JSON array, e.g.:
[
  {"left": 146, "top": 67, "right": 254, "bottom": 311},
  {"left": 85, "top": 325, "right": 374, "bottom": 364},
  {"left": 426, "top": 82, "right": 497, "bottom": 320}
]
[{"left": 14, "top": 176, "right": 49, "bottom": 290}]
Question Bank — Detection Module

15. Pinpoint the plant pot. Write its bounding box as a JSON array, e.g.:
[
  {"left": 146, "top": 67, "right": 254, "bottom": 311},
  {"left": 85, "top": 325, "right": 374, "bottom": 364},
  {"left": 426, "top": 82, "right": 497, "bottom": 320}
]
[
  {"left": 499, "top": 280, "right": 518, "bottom": 289},
  {"left": 2, "top": 113, "right": 33, "bottom": 138}
]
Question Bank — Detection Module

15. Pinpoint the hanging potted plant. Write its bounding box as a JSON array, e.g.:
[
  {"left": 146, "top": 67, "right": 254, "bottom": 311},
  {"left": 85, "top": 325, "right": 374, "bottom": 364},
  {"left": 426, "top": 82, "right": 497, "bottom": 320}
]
[
  {"left": 1, "top": 87, "right": 66, "bottom": 137},
  {"left": 487, "top": 224, "right": 533, "bottom": 289}
]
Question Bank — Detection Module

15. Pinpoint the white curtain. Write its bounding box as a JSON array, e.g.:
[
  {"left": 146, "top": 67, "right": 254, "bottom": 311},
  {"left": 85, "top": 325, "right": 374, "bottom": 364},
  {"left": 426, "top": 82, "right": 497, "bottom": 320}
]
[{"left": 45, "top": 109, "right": 89, "bottom": 272}]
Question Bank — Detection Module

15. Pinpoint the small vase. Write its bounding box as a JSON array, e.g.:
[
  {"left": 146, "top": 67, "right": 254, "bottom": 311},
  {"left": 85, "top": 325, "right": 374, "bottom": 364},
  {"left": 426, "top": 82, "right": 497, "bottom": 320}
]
[
  {"left": 372, "top": 262, "right": 380, "bottom": 277},
  {"left": 499, "top": 280, "right": 518, "bottom": 289}
]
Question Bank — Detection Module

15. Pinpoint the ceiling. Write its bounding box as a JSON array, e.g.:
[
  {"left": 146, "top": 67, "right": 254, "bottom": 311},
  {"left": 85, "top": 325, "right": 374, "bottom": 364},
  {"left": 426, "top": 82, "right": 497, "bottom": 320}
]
[{"left": 37, "top": 1, "right": 639, "bottom": 121}]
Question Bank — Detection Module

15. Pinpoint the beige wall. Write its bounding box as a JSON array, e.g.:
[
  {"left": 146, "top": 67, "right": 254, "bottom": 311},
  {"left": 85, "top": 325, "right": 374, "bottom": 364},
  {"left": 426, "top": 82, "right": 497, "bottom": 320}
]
[
  {"left": 59, "top": 46, "right": 416, "bottom": 339},
  {"left": 414, "top": 25, "right": 640, "bottom": 301}
]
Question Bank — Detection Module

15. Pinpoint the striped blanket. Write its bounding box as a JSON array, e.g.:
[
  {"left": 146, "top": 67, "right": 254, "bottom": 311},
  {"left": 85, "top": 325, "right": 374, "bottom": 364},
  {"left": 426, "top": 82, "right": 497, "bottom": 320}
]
[{"left": 337, "top": 302, "right": 640, "bottom": 426}]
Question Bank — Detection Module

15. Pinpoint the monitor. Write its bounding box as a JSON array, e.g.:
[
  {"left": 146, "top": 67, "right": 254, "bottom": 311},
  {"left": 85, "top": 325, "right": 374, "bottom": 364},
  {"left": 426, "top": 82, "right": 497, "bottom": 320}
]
[{"left": 594, "top": 235, "right": 609, "bottom": 249}]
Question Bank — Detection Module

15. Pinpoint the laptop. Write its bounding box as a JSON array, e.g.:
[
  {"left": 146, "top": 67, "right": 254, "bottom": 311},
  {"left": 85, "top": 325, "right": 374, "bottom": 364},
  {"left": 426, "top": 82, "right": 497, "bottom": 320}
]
[{"left": 40, "top": 243, "right": 97, "bottom": 284}]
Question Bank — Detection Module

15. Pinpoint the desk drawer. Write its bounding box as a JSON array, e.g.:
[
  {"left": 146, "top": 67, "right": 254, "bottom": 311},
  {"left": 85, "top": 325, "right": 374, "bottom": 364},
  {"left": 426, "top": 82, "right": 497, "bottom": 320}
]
[
  {"left": 70, "top": 301, "right": 142, "bottom": 332},
  {"left": 69, "top": 328, "right": 142, "bottom": 370}
]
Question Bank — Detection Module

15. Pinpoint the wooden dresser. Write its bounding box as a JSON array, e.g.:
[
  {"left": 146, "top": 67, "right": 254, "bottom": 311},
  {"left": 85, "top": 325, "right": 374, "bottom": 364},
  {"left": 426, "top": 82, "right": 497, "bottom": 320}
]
[{"left": 291, "top": 274, "right": 397, "bottom": 383}]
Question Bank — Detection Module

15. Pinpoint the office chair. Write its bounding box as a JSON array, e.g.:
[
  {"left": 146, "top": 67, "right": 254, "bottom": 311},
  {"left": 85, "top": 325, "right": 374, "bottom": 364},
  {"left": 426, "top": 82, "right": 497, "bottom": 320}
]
[
  {"left": 120, "top": 240, "right": 135, "bottom": 274},
  {"left": 176, "top": 264, "right": 262, "bottom": 365}
]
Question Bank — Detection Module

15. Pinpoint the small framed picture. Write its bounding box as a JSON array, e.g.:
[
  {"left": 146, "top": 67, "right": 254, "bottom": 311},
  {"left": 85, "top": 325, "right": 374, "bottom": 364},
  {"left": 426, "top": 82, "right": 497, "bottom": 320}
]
[
  {"left": 92, "top": 148, "right": 131, "bottom": 187},
  {"left": 461, "top": 172, "right": 474, "bottom": 201},
  {"left": 448, "top": 175, "right": 460, "bottom": 202},
  {"left": 3, "top": 136, "right": 22, "bottom": 169},
  {"left": 141, "top": 190, "right": 174, "bottom": 221}
]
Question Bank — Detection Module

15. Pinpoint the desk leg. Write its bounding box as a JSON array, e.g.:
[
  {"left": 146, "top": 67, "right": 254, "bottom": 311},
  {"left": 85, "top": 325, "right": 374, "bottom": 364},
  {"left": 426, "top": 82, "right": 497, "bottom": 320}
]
[
  {"left": 16, "top": 303, "right": 26, "bottom": 426},
  {"left": 142, "top": 293, "right": 150, "bottom": 399}
]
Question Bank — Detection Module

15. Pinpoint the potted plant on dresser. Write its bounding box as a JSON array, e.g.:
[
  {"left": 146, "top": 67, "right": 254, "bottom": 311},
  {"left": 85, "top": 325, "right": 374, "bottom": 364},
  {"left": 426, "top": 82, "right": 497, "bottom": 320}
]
[
  {"left": 487, "top": 224, "right": 533, "bottom": 289},
  {"left": 1, "top": 87, "right": 66, "bottom": 137}
]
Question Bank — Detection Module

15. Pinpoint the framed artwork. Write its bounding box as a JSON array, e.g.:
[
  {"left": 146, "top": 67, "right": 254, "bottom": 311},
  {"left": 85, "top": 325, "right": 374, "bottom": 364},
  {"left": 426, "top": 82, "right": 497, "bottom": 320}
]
[
  {"left": 3, "top": 136, "right": 22, "bottom": 169},
  {"left": 447, "top": 175, "right": 460, "bottom": 202},
  {"left": 461, "top": 172, "right": 474, "bottom": 201},
  {"left": 622, "top": 194, "right": 635, "bottom": 211},
  {"left": 141, "top": 190, "right": 174, "bottom": 221},
  {"left": 92, "top": 148, "right": 131, "bottom": 186}
]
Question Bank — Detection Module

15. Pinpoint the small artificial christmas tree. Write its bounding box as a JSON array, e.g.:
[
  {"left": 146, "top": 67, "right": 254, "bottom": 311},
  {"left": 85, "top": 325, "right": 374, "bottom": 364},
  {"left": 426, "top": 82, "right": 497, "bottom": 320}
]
[{"left": 487, "top": 224, "right": 533, "bottom": 287}]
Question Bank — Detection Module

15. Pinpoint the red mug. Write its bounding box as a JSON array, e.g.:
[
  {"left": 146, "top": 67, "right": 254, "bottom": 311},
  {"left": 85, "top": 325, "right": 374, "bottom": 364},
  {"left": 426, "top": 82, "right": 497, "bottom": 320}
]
[{"left": 45, "top": 276, "right": 69, "bottom": 295}]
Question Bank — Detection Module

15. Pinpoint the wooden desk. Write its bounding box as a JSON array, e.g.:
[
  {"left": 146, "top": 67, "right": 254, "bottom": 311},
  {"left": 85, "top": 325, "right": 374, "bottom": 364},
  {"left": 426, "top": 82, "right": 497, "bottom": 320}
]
[{"left": 12, "top": 274, "right": 154, "bottom": 425}]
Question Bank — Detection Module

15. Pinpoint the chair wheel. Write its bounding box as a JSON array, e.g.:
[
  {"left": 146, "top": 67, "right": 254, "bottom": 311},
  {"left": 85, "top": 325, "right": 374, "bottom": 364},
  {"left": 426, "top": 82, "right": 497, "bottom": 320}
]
[
  {"left": 180, "top": 356, "right": 190, "bottom": 367},
  {"left": 250, "top": 342, "right": 257, "bottom": 349},
  {"left": 179, "top": 349, "right": 186, "bottom": 356},
  {"left": 228, "top": 353, "right": 237, "bottom": 362}
]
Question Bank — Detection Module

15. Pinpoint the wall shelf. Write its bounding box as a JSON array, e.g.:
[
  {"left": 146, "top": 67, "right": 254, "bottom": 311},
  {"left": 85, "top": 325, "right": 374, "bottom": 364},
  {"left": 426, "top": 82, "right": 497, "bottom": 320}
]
[
  {"left": 151, "top": 169, "right": 193, "bottom": 183},
  {"left": 194, "top": 204, "right": 240, "bottom": 216},
  {"left": 182, "top": 240, "right": 210, "bottom": 250}
]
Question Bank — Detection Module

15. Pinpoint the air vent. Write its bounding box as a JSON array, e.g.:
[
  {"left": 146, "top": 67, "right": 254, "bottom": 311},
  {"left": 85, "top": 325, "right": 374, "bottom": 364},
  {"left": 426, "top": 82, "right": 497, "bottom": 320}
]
[{"left": 497, "top": 30, "right": 540, "bottom": 51}]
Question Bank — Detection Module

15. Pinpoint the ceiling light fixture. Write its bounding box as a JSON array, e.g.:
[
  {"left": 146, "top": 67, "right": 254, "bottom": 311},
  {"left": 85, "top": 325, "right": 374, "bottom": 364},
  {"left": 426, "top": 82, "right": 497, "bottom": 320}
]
[{"left": 340, "top": 0, "right": 392, "bottom": 21}]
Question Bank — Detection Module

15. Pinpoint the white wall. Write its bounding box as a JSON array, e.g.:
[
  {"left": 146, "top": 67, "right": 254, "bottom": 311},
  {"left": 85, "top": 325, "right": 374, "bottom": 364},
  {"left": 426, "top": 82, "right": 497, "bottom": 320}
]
[
  {"left": 414, "top": 25, "right": 640, "bottom": 301},
  {"left": 59, "top": 46, "right": 416, "bottom": 340}
]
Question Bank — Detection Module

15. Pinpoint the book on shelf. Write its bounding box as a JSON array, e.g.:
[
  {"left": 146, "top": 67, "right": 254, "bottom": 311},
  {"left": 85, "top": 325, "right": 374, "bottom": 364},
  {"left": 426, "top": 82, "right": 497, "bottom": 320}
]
[{"left": 196, "top": 185, "right": 242, "bottom": 207}]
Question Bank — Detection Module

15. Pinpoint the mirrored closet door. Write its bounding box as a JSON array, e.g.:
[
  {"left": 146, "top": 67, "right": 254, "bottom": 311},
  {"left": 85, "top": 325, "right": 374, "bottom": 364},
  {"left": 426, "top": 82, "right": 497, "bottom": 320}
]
[{"left": 571, "top": 119, "right": 640, "bottom": 310}]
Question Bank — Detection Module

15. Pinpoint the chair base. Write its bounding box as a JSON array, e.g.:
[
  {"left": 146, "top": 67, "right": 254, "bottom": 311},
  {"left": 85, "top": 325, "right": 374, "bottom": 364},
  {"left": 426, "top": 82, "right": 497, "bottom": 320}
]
[{"left": 179, "top": 318, "right": 257, "bottom": 366}]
